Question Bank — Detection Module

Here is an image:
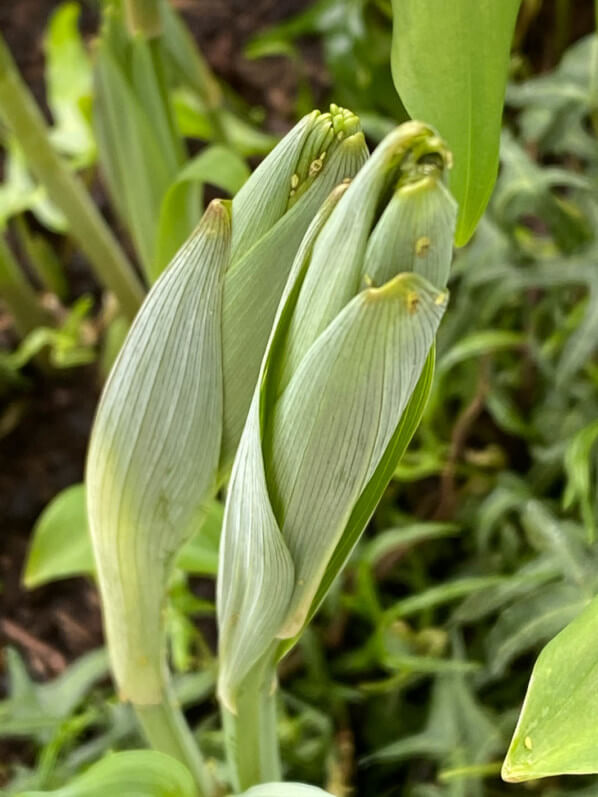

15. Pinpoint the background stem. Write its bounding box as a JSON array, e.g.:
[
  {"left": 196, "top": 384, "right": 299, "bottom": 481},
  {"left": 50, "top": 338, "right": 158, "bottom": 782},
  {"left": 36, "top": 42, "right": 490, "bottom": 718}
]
[
  {"left": 125, "top": 0, "right": 163, "bottom": 38},
  {"left": 0, "top": 34, "right": 144, "bottom": 320},
  {"left": 0, "top": 236, "right": 50, "bottom": 337},
  {"left": 222, "top": 661, "right": 282, "bottom": 791}
]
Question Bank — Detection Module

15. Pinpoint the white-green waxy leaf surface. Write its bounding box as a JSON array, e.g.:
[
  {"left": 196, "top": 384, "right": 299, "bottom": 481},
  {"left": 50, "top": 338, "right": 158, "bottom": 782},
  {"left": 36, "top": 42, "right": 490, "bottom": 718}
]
[
  {"left": 217, "top": 185, "right": 348, "bottom": 710},
  {"left": 220, "top": 105, "right": 368, "bottom": 462},
  {"left": 240, "top": 785, "right": 333, "bottom": 797},
  {"left": 218, "top": 123, "right": 454, "bottom": 711},
  {"left": 18, "top": 750, "right": 197, "bottom": 797},
  {"left": 364, "top": 176, "right": 456, "bottom": 290},
  {"left": 87, "top": 200, "right": 230, "bottom": 705},
  {"left": 390, "top": 0, "right": 521, "bottom": 245},
  {"left": 276, "top": 121, "right": 452, "bottom": 393},
  {"left": 271, "top": 274, "right": 447, "bottom": 639},
  {"left": 502, "top": 594, "right": 598, "bottom": 782}
]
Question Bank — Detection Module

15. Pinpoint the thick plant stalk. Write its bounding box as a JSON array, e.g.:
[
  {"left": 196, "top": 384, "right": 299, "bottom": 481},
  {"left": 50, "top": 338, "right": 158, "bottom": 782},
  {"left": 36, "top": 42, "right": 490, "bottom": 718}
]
[
  {"left": 125, "top": 0, "right": 162, "bottom": 38},
  {"left": 222, "top": 659, "right": 281, "bottom": 791},
  {"left": 0, "top": 236, "right": 50, "bottom": 337},
  {"left": 217, "top": 122, "right": 456, "bottom": 785},
  {"left": 0, "top": 34, "right": 144, "bottom": 320},
  {"left": 135, "top": 682, "right": 212, "bottom": 795}
]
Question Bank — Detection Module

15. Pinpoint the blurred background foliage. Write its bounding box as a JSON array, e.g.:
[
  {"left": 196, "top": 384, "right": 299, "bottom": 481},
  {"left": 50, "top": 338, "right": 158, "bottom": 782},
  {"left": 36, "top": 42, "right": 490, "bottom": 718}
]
[{"left": 1, "top": 0, "right": 598, "bottom": 795}]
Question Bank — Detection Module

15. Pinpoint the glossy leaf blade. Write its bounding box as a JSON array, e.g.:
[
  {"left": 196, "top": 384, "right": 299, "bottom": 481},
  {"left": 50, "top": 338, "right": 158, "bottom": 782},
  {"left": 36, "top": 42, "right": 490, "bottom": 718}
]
[
  {"left": 502, "top": 594, "right": 598, "bottom": 782},
  {"left": 390, "top": 0, "right": 521, "bottom": 244}
]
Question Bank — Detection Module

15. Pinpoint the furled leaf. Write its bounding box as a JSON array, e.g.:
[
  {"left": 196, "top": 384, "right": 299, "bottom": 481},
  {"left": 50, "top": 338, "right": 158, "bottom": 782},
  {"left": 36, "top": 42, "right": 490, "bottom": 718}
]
[
  {"left": 272, "top": 274, "right": 448, "bottom": 639},
  {"left": 87, "top": 200, "right": 230, "bottom": 705},
  {"left": 218, "top": 122, "right": 455, "bottom": 709},
  {"left": 390, "top": 0, "right": 521, "bottom": 244},
  {"left": 220, "top": 107, "right": 368, "bottom": 461}
]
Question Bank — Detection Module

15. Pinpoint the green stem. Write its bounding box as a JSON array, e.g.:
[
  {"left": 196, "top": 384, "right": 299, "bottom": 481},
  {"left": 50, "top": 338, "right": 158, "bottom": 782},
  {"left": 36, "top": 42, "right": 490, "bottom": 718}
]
[
  {"left": 125, "top": 0, "right": 163, "bottom": 38},
  {"left": 222, "top": 661, "right": 282, "bottom": 791},
  {"left": 0, "top": 34, "right": 144, "bottom": 320},
  {"left": 590, "top": 28, "right": 598, "bottom": 138},
  {"left": 135, "top": 682, "right": 216, "bottom": 797},
  {"left": 0, "top": 235, "right": 50, "bottom": 337}
]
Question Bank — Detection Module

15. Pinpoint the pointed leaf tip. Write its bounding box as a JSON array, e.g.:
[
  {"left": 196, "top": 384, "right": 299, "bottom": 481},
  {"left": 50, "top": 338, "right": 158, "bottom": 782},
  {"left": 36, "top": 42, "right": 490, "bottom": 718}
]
[{"left": 502, "top": 594, "right": 598, "bottom": 781}]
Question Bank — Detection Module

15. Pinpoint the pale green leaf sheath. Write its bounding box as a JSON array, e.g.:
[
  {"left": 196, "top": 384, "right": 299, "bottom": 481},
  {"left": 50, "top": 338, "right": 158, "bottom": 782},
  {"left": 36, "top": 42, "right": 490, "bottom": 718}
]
[
  {"left": 217, "top": 125, "right": 455, "bottom": 790},
  {"left": 87, "top": 200, "right": 230, "bottom": 709}
]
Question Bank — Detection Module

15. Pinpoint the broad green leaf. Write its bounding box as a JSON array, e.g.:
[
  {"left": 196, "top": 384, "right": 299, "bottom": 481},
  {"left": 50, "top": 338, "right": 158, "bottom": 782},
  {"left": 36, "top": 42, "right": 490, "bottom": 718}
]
[
  {"left": 502, "top": 594, "right": 598, "bottom": 782},
  {"left": 241, "top": 785, "right": 333, "bottom": 797},
  {"left": 23, "top": 483, "right": 94, "bottom": 588},
  {"left": 18, "top": 750, "right": 197, "bottom": 796},
  {"left": 390, "top": 0, "right": 521, "bottom": 244},
  {"left": 24, "top": 482, "right": 224, "bottom": 585}
]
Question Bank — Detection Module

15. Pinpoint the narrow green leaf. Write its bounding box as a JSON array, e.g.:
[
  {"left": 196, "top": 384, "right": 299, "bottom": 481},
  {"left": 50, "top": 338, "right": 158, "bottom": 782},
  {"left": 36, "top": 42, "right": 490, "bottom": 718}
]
[
  {"left": 438, "top": 330, "right": 525, "bottom": 374},
  {"left": 390, "top": 0, "right": 521, "bottom": 244}
]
